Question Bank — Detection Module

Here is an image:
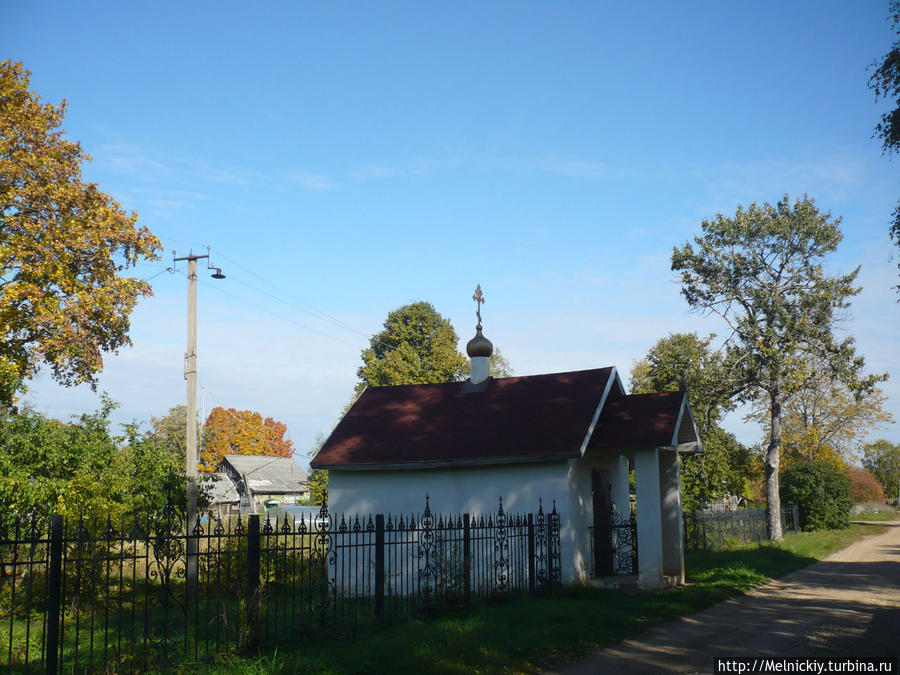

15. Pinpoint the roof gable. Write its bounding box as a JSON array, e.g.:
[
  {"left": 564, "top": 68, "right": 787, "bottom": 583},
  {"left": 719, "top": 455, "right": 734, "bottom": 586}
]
[
  {"left": 220, "top": 455, "right": 309, "bottom": 492},
  {"left": 202, "top": 473, "right": 239, "bottom": 504},
  {"left": 587, "top": 391, "right": 700, "bottom": 451}
]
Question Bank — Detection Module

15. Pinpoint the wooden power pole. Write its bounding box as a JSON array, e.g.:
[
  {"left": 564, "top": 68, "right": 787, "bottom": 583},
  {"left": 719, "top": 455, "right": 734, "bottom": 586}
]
[{"left": 173, "top": 249, "right": 225, "bottom": 602}]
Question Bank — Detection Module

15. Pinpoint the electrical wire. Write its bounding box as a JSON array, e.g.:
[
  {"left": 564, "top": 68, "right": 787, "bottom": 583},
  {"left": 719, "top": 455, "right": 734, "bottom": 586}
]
[
  {"left": 210, "top": 247, "right": 365, "bottom": 336},
  {"left": 170, "top": 267, "right": 361, "bottom": 350},
  {"left": 143, "top": 266, "right": 174, "bottom": 282},
  {"left": 172, "top": 245, "right": 446, "bottom": 364},
  {"left": 199, "top": 383, "right": 300, "bottom": 465},
  {"left": 208, "top": 247, "right": 407, "bottom": 355}
]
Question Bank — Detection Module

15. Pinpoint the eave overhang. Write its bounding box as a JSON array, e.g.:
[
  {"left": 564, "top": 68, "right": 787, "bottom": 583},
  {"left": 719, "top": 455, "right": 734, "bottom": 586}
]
[
  {"left": 314, "top": 452, "right": 575, "bottom": 471},
  {"left": 577, "top": 366, "right": 622, "bottom": 458}
]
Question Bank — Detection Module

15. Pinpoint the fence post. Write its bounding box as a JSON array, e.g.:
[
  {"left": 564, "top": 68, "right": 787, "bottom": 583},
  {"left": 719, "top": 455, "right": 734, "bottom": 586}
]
[
  {"left": 245, "top": 514, "right": 260, "bottom": 650},
  {"left": 792, "top": 504, "right": 800, "bottom": 532},
  {"left": 463, "top": 514, "right": 471, "bottom": 605},
  {"left": 549, "top": 502, "right": 561, "bottom": 588},
  {"left": 45, "top": 515, "right": 63, "bottom": 675},
  {"left": 527, "top": 513, "right": 535, "bottom": 594},
  {"left": 375, "top": 514, "right": 385, "bottom": 617}
]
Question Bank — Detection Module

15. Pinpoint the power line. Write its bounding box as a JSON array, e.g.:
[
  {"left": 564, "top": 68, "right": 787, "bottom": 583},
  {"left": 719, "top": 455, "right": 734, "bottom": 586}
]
[
  {"left": 210, "top": 247, "right": 365, "bottom": 336},
  {"left": 209, "top": 247, "right": 403, "bottom": 355},
  {"left": 172, "top": 267, "right": 361, "bottom": 350},
  {"left": 175, "top": 246, "right": 451, "bottom": 363},
  {"left": 225, "top": 273, "right": 371, "bottom": 338},
  {"left": 151, "top": 231, "right": 209, "bottom": 248},
  {"left": 143, "top": 266, "right": 174, "bottom": 282},
  {"left": 199, "top": 384, "right": 299, "bottom": 461}
]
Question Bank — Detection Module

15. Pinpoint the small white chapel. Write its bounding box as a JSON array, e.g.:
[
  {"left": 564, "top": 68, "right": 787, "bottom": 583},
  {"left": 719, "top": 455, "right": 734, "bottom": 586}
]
[{"left": 311, "top": 287, "right": 702, "bottom": 588}]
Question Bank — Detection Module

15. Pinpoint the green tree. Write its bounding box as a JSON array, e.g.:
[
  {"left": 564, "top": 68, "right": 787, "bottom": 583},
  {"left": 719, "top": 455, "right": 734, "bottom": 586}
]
[
  {"left": 307, "top": 468, "right": 328, "bottom": 506},
  {"left": 305, "top": 433, "right": 329, "bottom": 506},
  {"left": 489, "top": 348, "right": 513, "bottom": 378},
  {"left": 0, "top": 62, "right": 161, "bottom": 405},
  {"left": 672, "top": 195, "right": 879, "bottom": 539},
  {"left": 862, "top": 439, "right": 900, "bottom": 500},
  {"left": 0, "top": 398, "right": 183, "bottom": 528},
  {"left": 780, "top": 461, "right": 852, "bottom": 531},
  {"left": 868, "top": 0, "right": 900, "bottom": 278},
  {"left": 356, "top": 301, "right": 467, "bottom": 393},
  {"left": 122, "top": 429, "right": 186, "bottom": 515},
  {"left": 144, "top": 404, "right": 199, "bottom": 463},
  {"left": 630, "top": 333, "right": 754, "bottom": 512},
  {"left": 759, "top": 356, "right": 892, "bottom": 470}
]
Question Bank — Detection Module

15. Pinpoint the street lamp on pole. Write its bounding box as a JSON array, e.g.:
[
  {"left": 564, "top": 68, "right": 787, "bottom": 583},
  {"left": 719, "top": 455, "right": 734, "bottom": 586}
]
[{"left": 173, "top": 247, "right": 225, "bottom": 601}]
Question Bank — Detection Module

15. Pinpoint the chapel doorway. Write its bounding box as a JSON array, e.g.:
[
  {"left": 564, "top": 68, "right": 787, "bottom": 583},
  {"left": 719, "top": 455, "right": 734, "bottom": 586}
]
[{"left": 591, "top": 469, "right": 615, "bottom": 576}]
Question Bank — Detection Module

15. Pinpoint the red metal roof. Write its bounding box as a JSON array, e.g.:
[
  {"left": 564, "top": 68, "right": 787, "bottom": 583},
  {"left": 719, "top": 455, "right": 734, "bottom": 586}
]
[
  {"left": 311, "top": 367, "right": 616, "bottom": 469},
  {"left": 311, "top": 369, "right": 695, "bottom": 470},
  {"left": 588, "top": 391, "right": 687, "bottom": 450}
]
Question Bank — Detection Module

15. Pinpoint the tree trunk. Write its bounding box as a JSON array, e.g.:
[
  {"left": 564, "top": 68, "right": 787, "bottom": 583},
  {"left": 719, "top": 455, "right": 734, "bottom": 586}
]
[{"left": 766, "top": 389, "right": 784, "bottom": 541}]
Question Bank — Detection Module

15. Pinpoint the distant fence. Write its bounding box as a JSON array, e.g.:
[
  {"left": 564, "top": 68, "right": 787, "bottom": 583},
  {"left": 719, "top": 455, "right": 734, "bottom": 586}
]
[
  {"left": 0, "top": 496, "right": 560, "bottom": 672},
  {"left": 683, "top": 505, "right": 800, "bottom": 551}
]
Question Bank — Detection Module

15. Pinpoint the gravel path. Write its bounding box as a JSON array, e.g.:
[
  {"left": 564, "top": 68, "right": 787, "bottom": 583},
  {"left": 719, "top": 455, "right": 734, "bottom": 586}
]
[{"left": 545, "top": 522, "right": 900, "bottom": 674}]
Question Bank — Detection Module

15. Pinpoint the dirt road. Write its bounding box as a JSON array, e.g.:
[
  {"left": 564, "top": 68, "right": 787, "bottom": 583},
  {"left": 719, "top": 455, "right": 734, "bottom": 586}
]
[{"left": 546, "top": 522, "right": 900, "bottom": 674}]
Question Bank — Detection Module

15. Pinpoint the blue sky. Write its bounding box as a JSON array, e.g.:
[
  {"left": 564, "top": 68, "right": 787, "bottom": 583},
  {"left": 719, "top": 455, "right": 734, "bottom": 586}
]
[{"left": 4, "top": 1, "right": 899, "bottom": 462}]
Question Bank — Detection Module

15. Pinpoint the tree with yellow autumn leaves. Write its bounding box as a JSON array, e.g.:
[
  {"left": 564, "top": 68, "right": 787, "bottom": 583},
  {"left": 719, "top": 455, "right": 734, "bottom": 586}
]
[
  {"left": 199, "top": 406, "right": 295, "bottom": 472},
  {"left": 0, "top": 61, "right": 160, "bottom": 405},
  {"left": 751, "top": 352, "right": 892, "bottom": 471}
]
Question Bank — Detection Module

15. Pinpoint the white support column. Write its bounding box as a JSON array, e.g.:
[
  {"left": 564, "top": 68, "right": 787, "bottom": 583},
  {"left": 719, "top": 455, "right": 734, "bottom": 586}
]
[
  {"left": 659, "top": 449, "right": 685, "bottom": 584},
  {"left": 610, "top": 454, "right": 632, "bottom": 575},
  {"left": 634, "top": 447, "right": 663, "bottom": 588},
  {"left": 610, "top": 455, "right": 631, "bottom": 520}
]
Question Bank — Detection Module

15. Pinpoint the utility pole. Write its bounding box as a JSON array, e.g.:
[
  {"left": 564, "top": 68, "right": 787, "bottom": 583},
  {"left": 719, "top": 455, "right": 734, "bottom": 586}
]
[{"left": 173, "top": 248, "right": 225, "bottom": 604}]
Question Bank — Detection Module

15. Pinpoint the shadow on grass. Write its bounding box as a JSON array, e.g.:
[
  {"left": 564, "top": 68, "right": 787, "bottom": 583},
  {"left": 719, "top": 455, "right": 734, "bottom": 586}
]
[
  {"left": 191, "top": 559, "right": 814, "bottom": 675},
  {"left": 180, "top": 526, "right": 888, "bottom": 675}
]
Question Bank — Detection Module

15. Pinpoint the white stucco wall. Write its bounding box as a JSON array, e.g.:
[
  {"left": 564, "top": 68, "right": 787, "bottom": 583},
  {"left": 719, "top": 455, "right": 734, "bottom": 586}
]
[
  {"left": 329, "top": 462, "right": 569, "bottom": 516},
  {"left": 329, "top": 454, "right": 644, "bottom": 586},
  {"left": 329, "top": 462, "right": 584, "bottom": 582}
]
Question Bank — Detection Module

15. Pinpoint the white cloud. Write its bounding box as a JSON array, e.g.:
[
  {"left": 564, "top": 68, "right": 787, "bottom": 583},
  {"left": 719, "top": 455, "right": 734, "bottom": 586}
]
[
  {"left": 286, "top": 170, "right": 337, "bottom": 192},
  {"left": 481, "top": 153, "right": 617, "bottom": 179}
]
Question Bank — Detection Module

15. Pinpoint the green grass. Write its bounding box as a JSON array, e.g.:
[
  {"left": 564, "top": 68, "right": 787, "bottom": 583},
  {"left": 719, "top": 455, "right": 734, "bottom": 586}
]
[
  {"left": 177, "top": 524, "right": 886, "bottom": 675},
  {"left": 850, "top": 509, "right": 899, "bottom": 522}
]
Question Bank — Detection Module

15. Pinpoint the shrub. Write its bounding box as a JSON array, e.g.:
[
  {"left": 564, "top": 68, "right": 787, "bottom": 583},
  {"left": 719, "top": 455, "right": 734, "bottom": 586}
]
[
  {"left": 847, "top": 467, "right": 886, "bottom": 503},
  {"left": 780, "top": 461, "right": 852, "bottom": 531}
]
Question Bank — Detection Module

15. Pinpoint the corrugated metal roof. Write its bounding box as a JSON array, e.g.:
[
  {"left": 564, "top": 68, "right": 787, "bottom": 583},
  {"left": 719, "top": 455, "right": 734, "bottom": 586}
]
[
  {"left": 311, "top": 369, "right": 700, "bottom": 470},
  {"left": 202, "top": 473, "right": 239, "bottom": 503},
  {"left": 311, "top": 368, "right": 616, "bottom": 469},
  {"left": 223, "top": 456, "right": 309, "bottom": 493},
  {"left": 588, "top": 391, "right": 687, "bottom": 449}
]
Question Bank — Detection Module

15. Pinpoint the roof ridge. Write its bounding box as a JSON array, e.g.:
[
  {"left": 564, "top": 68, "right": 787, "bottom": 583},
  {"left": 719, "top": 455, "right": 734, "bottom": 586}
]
[{"left": 363, "top": 366, "right": 616, "bottom": 392}]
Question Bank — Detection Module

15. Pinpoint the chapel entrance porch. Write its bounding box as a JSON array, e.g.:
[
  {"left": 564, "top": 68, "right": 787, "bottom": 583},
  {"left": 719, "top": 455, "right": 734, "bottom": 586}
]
[{"left": 586, "top": 448, "right": 685, "bottom": 589}]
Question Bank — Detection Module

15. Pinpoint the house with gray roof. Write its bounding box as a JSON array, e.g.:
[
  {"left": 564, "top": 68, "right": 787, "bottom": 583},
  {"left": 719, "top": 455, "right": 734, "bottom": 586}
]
[
  {"left": 201, "top": 473, "right": 241, "bottom": 517},
  {"left": 215, "top": 455, "right": 309, "bottom": 514}
]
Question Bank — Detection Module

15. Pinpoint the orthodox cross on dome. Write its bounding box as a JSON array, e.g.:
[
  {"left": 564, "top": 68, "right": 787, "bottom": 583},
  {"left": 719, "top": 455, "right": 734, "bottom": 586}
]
[{"left": 472, "top": 284, "right": 485, "bottom": 328}]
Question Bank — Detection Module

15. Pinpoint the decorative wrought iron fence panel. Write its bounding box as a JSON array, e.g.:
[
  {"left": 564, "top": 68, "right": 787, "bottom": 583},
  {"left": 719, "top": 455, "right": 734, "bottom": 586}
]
[
  {"left": 611, "top": 511, "right": 637, "bottom": 575},
  {"left": 1, "top": 496, "right": 560, "bottom": 672},
  {"left": 587, "top": 507, "right": 638, "bottom": 577}
]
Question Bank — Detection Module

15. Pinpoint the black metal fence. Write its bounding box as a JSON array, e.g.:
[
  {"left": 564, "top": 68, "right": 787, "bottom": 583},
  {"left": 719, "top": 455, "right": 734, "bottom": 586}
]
[
  {"left": 682, "top": 504, "right": 800, "bottom": 551},
  {"left": 587, "top": 508, "right": 638, "bottom": 576},
  {"left": 1, "top": 496, "right": 560, "bottom": 672}
]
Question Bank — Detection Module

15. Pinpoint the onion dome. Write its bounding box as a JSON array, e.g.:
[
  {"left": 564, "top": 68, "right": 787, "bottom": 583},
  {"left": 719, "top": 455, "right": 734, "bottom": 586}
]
[{"left": 466, "top": 326, "right": 493, "bottom": 358}]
